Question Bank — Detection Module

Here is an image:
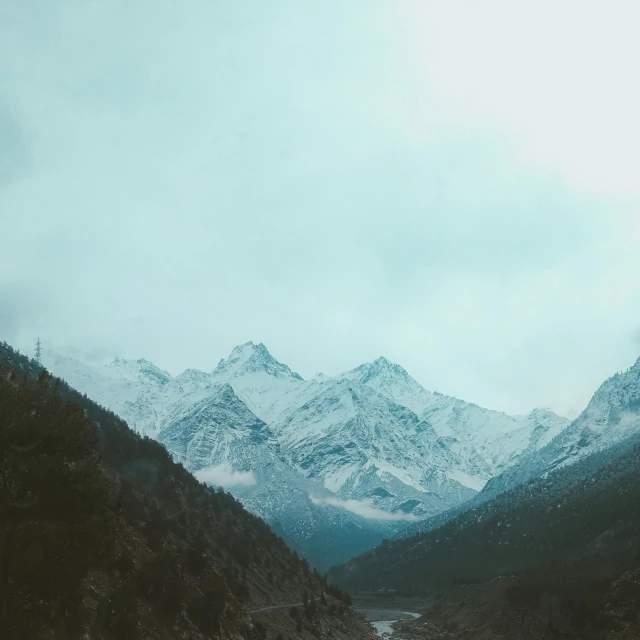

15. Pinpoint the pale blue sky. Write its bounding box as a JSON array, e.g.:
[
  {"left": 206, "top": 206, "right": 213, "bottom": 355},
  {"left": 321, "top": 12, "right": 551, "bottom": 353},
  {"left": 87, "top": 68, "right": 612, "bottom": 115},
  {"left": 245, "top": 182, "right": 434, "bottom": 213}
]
[{"left": 1, "top": 0, "right": 639, "bottom": 417}]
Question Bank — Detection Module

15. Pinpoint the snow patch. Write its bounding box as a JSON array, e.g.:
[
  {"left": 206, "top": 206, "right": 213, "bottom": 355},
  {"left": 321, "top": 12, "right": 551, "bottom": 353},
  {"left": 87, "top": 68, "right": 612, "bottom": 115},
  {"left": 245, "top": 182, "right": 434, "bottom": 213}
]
[{"left": 446, "top": 469, "right": 487, "bottom": 492}]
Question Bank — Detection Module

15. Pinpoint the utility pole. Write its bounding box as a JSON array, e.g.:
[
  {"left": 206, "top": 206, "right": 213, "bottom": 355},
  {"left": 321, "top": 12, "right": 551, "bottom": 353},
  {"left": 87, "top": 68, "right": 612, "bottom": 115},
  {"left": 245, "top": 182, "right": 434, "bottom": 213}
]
[{"left": 34, "top": 336, "right": 42, "bottom": 364}]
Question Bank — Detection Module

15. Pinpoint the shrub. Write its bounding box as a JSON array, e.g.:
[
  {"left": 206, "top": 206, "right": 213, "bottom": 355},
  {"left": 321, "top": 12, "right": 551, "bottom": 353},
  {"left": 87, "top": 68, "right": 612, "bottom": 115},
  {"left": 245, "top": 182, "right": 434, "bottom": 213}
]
[
  {"left": 107, "top": 583, "right": 140, "bottom": 639},
  {"left": 187, "top": 580, "right": 227, "bottom": 634}
]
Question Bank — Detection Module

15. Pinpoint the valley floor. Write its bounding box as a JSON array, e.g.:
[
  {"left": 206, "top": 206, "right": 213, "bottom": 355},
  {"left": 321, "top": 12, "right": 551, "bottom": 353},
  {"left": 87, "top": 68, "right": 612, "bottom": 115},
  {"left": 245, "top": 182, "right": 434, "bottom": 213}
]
[
  {"left": 371, "top": 614, "right": 421, "bottom": 639},
  {"left": 374, "top": 573, "right": 640, "bottom": 640},
  {"left": 248, "top": 605, "right": 377, "bottom": 640},
  {"left": 354, "top": 594, "right": 430, "bottom": 639}
]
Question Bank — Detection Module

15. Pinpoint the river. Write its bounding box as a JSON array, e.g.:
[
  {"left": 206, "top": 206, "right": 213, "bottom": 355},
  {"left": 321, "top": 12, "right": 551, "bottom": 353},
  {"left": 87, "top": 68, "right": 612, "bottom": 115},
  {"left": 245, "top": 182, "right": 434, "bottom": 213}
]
[{"left": 364, "top": 611, "right": 421, "bottom": 638}]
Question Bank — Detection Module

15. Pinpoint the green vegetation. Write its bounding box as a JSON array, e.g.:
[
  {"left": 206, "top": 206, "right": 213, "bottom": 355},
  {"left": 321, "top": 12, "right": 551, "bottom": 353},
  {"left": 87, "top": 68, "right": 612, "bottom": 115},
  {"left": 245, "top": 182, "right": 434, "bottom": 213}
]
[
  {"left": 330, "top": 431, "right": 640, "bottom": 636},
  {"left": 0, "top": 369, "right": 116, "bottom": 637},
  {"left": 0, "top": 342, "right": 352, "bottom": 639}
]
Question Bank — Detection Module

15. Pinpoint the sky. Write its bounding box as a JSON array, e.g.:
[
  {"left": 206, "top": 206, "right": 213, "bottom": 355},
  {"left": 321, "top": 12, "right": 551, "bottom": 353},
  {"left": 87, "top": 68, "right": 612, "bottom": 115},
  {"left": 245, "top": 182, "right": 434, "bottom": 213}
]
[{"left": 1, "top": 0, "right": 639, "bottom": 419}]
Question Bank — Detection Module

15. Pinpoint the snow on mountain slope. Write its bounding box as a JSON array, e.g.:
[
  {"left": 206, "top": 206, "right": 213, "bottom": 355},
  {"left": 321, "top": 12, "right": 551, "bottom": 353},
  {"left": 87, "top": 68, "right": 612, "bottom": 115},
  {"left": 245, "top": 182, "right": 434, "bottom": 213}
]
[
  {"left": 156, "top": 382, "right": 401, "bottom": 569},
  {"left": 43, "top": 343, "right": 569, "bottom": 498},
  {"left": 420, "top": 395, "right": 570, "bottom": 476},
  {"left": 556, "top": 357, "right": 640, "bottom": 460},
  {"left": 158, "top": 383, "right": 271, "bottom": 468},
  {"left": 42, "top": 341, "right": 574, "bottom": 565},
  {"left": 339, "top": 356, "right": 569, "bottom": 482},
  {"left": 42, "top": 349, "right": 402, "bottom": 568},
  {"left": 41, "top": 350, "right": 139, "bottom": 420},
  {"left": 483, "top": 357, "right": 640, "bottom": 498},
  {"left": 103, "top": 357, "right": 172, "bottom": 384},
  {"left": 401, "top": 356, "right": 640, "bottom": 541},
  {"left": 212, "top": 341, "right": 302, "bottom": 382},
  {"left": 338, "top": 357, "right": 435, "bottom": 415},
  {"left": 209, "top": 342, "right": 304, "bottom": 421},
  {"left": 266, "top": 377, "right": 476, "bottom": 516},
  {"left": 41, "top": 349, "right": 223, "bottom": 435}
]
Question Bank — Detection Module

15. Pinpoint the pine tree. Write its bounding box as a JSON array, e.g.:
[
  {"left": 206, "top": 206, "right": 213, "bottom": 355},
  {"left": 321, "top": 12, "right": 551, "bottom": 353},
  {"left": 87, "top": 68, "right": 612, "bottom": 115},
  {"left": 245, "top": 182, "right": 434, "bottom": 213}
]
[{"left": 0, "top": 370, "right": 116, "bottom": 636}]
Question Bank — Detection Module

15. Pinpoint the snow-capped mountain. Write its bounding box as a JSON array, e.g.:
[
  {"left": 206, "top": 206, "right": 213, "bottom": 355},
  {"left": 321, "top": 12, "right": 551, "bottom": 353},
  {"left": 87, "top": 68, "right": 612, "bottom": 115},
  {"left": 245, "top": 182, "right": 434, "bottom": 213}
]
[
  {"left": 336, "top": 358, "right": 570, "bottom": 487},
  {"left": 41, "top": 341, "right": 571, "bottom": 566},
  {"left": 400, "top": 355, "right": 640, "bottom": 540},
  {"left": 263, "top": 377, "right": 476, "bottom": 517},
  {"left": 553, "top": 357, "right": 640, "bottom": 461},
  {"left": 419, "top": 397, "right": 570, "bottom": 477},
  {"left": 338, "top": 357, "right": 435, "bottom": 415},
  {"left": 154, "top": 382, "right": 399, "bottom": 568},
  {"left": 213, "top": 341, "right": 302, "bottom": 382},
  {"left": 209, "top": 342, "right": 303, "bottom": 420},
  {"left": 158, "top": 383, "right": 271, "bottom": 468},
  {"left": 485, "top": 357, "right": 640, "bottom": 497}
]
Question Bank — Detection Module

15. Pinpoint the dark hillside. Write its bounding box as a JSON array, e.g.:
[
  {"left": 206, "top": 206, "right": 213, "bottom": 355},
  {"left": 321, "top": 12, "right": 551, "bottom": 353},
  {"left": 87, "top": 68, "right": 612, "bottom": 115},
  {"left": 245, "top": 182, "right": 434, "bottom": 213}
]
[
  {"left": 0, "top": 342, "right": 373, "bottom": 640},
  {"left": 330, "top": 436, "right": 640, "bottom": 638}
]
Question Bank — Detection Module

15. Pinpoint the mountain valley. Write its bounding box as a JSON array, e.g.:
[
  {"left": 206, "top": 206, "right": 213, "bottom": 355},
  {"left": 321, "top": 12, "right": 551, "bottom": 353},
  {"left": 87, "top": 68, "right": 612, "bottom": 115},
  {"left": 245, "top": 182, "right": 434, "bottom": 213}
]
[
  {"left": 330, "top": 357, "right": 640, "bottom": 639},
  {"left": 6, "top": 340, "right": 640, "bottom": 640},
  {"left": 42, "top": 341, "right": 570, "bottom": 569}
]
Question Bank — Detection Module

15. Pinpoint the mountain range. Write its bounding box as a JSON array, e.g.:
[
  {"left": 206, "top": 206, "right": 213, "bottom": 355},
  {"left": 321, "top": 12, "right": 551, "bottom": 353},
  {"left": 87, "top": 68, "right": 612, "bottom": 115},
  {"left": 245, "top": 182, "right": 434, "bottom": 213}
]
[
  {"left": 0, "top": 341, "right": 372, "bottom": 640},
  {"left": 329, "top": 357, "right": 640, "bottom": 640},
  {"left": 399, "top": 356, "right": 640, "bottom": 539},
  {"left": 42, "top": 341, "right": 571, "bottom": 568},
  {"left": 482, "top": 355, "right": 640, "bottom": 495}
]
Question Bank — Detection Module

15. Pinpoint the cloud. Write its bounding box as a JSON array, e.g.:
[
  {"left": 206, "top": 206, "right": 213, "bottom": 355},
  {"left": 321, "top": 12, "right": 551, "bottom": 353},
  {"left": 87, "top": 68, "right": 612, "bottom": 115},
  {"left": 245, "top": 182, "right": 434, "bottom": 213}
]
[
  {"left": 402, "top": 0, "right": 640, "bottom": 197},
  {"left": 0, "top": 100, "right": 32, "bottom": 189},
  {"left": 1, "top": 0, "right": 639, "bottom": 420},
  {"left": 309, "top": 495, "right": 418, "bottom": 522},
  {"left": 195, "top": 463, "right": 256, "bottom": 489}
]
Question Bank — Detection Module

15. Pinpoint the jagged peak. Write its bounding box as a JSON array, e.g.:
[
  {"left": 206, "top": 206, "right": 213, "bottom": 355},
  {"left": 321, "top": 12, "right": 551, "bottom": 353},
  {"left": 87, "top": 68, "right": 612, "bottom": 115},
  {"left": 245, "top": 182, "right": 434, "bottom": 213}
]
[
  {"left": 359, "top": 356, "right": 410, "bottom": 384},
  {"left": 105, "top": 356, "right": 171, "bottom": 384},
  {"left": 528, "top": 407, "right": 561, "bottom": 418},
  {"left": 211, "top": 382, "right": 242, "bottom": 402},
  {"left": 371, "top": 356, "right": 408, "bottom": 374},
  {"left": 190, "top": 382, "right": 259, "bottom": 413},
  {"left": 174, "top": 368, "right": 213, "bottom": 384},
  {"left": 177, "top": 367, "right": 209, "bottom": 376},
  {"left": 524, "top": 407, "right": 570, "bottom": 427},
  {"left": 212, "top": 341, "right": 303, "bottom": 381}
]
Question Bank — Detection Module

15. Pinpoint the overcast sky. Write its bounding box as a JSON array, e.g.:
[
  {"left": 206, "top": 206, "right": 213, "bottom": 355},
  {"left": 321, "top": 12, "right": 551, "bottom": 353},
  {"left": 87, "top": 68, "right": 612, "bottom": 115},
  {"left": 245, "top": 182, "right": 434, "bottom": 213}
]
[{"left": 1, "top": 0, "right": 639, "bottom": 418}]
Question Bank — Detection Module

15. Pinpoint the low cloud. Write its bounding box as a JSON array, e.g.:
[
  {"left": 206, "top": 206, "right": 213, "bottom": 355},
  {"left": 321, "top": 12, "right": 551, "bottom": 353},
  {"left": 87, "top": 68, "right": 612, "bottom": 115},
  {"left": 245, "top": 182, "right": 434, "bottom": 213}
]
[
  {"left": 59, "top": 344, "right": 120, "bottom": 365},
  {"left": 309, "top": 495, "right": 418, "bottom": 522},
  {"left": 195, "top": 463, "right": 256, "bottom": 488},
  {"left": 617, "top": 411, "right": 640, "bottom": 431}
]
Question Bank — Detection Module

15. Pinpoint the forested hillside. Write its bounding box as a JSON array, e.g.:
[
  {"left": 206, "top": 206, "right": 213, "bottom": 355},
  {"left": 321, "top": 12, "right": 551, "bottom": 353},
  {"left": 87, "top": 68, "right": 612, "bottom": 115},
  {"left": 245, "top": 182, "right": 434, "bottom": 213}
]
[
  {"left": 330, "top": 434, "right": 640, "bottom": 638},
  {"left": 0, "top": 342, "right": 372, "bottom": 640}
]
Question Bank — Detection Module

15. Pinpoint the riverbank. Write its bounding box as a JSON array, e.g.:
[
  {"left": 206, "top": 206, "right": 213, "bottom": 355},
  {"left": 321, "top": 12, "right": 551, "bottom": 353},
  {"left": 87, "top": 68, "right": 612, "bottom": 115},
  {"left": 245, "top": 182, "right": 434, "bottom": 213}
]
[
  {"left": 353, "top": 594, "right": 427, "bottom": 638},
  {"left": 369, "top": 613, "right": 421, "bottom": 638}
]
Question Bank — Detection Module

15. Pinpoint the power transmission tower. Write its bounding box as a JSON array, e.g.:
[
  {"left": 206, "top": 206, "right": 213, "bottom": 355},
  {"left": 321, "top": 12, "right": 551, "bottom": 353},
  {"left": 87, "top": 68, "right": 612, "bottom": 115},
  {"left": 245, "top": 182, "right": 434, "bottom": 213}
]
[{"left": 34, "top": 336, "right": 42, "bottom": 364}]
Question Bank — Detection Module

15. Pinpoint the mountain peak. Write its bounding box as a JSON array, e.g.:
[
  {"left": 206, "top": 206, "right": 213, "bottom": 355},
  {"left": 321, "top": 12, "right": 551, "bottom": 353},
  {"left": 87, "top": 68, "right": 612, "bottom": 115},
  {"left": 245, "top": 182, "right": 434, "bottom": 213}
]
[
  {"left": 213, "top": 342, "right": 303, "bottom": 381},
  {"left": 104, "top": 357, "right": 171, "bottom": 385},
  {"left": 361, "top": 357, "right": 409, "bottom": 383},
  {"left": 528, "top": 407, "right": 560, "bottom": 419},
  {"left": 211, "top": 382, "right": 243, "bottom": 404}
]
